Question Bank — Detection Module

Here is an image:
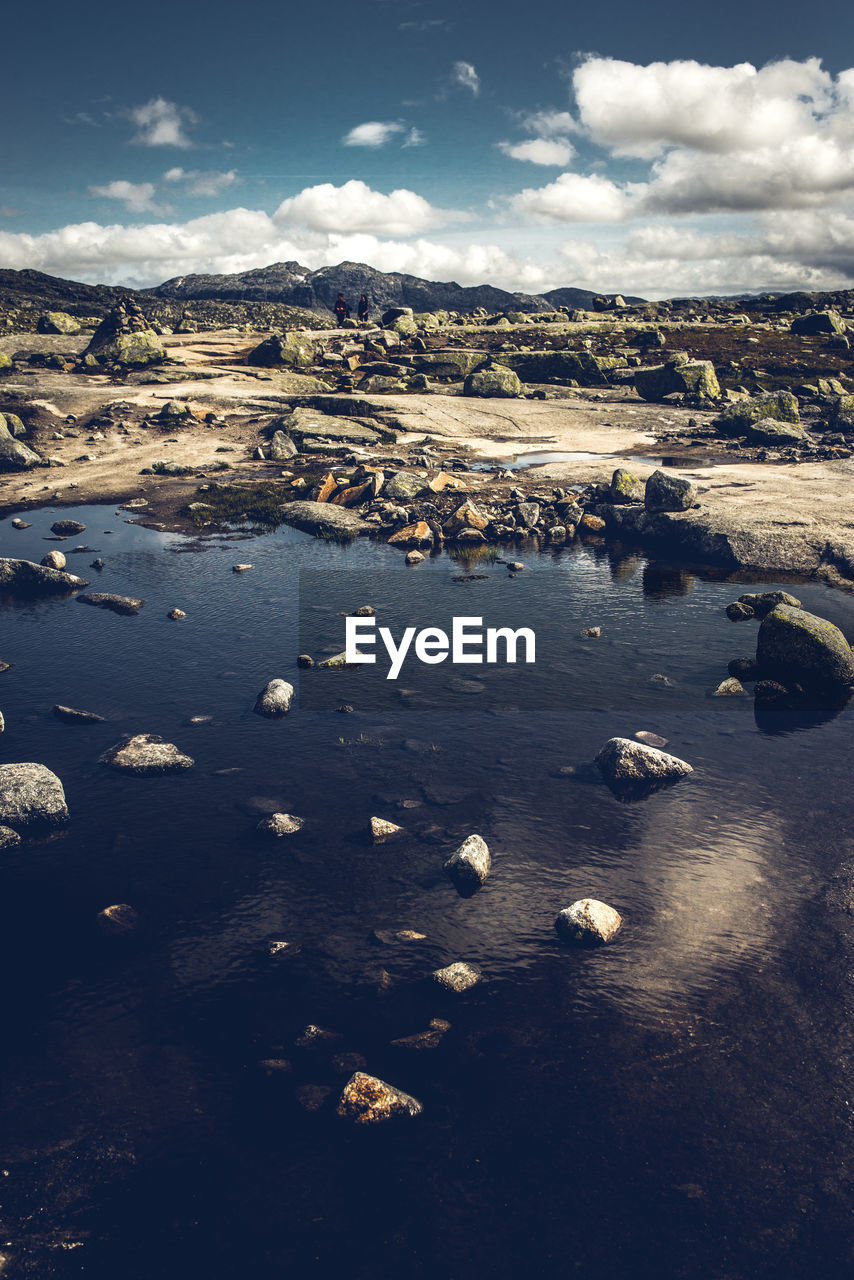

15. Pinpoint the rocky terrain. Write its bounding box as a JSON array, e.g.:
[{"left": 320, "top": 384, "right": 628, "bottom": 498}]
[{"left": 0, "top": 267, "right": 853, "bottom": 589}]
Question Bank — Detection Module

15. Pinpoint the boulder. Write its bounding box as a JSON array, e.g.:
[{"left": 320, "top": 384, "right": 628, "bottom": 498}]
[
  {"left": 609, "top": 468, "right": 645, "bottom": 504},
  {"left": 384, "top": 470, "right": 428, "bottom": 501},
  {"left": 714, "top": 390, "right": 800, "bottom": 435},
  {"left": 596, "top": 737, "right": 693, "bottom": 785},
  {"left": 554, "top": 899, "right": 622, "bottom": 945},
  {"left": 278, "top": 408, "right": 382, "bottom": 449},
  {"left": 253, "top": 679, "right": 295, "bottom": 717},
  {"left": 269, "top": 431, "right": 298, "bottom": 461},
  {"left": 644, "top": 470, "right": 697, "bottom": 513},
  {"left": 713, "top": 677, "right": 745, "bottom": 696},
  {"left": 442, "top": 499, "right": 489, "bottom": 537},
  {"left": 737, "top": 591, "right": 801, "bottom": 619},
  {"left": 84, "top": 302, "right": 165, "bottom": 367},
  {"left": 634, "top": 356, "right": 720, "bottom": 402},
  {"left": 463, "top": 365, "right": 522, "bottom": 398},
  {"left": 0, "top": 558, "right": 88, "bottom": 594},
  {"left": 336, "top": 1072, "right": 423, "bottom": 1124},
  {"left": 96, "top": 904, "right": 141, "bottom": 936},
  {"left": 0, "top": 763, "right": 69, "bottom": 828},
  {"left": 790, "top": 310, "right": 846, "bottom": 336},
  {"left": 743, "top": 417, "right": 806, "bottom": 446},
  {"left": 77, "top": 592, "right": 144, "bottom": 616},
  {"left": 51, "top": 520, "right": 86, "bottom": 535},
  {"left": 432, "top": 961, "right": 482, "bottom": 992},
  {"left": 756, "top": 605, "right": 854, "bottom": 689},
  {"left": 1, "top": 412, "right": 26, "bottom": 438},
  {"left": 414, "top": 350, "right": 488, "bottom": 380},
  {"left": 388, "top": 521, "right": 434, "bottom": 549},
  {"left": 257, "top": 812, "right": 304, "bottom": 835},
  {"left": 247, "top": 331, "right": 317, "bottom": 369},
  {"left": 41, "top": 551, "right": 67, "bottom": 570},
  {"left": 501, "top": 350, "right": 625, "bottom": 386},
  {"left": 37, "top": 311, "right": 81, "bottom": 335},
  {"left": 443, "top": 834, "right": 491, "bottom": 895},
  {"left": 0, "top": 436, "right": 42, "bottom": 472},
  {"left": 100, "top": 734, "right": 194, "bottom": 774},
  {"left": 155, "top": 400, "right": 194, "bottom": 427},
  {"left": 370, "top": 816, "right": 403, "bottom": 843}
]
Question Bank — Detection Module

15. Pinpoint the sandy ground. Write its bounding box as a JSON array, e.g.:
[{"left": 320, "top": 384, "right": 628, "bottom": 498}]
[{"left": 2, "top": 328, "right": 854, "bottom": 583}]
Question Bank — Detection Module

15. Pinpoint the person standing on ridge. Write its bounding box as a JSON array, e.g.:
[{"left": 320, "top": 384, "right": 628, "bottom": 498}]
[
  {"left": 358, "top": 294, "right": 369, "bottom": 322},
  {"left": 333, "top": 293, "right": 350, "bottom": 325}
]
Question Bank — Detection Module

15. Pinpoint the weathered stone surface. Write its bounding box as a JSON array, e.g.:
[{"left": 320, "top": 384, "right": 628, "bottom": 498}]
[
  {"left": 51, "top": 520, "right": 87, "bottom": 536},
  {"left": 385, "top": 470, "right": 428, "bottom": 501},
  {"left": 100, "top": 734, "right": 194, "bottom": 775},
  {"left": 415, "top": 350, "right": 488, "bottom": 380},
  {"left": 432, "top": 961, "right": 482, "bottom": 992},
  {"left": 278, "top": 408, "right": 383, "bottom": 448},
  {"left": 443, "top": 499, "right": 489, "bottom": 537},
  {"left": 40, "top": 551, "right": 67, "bottom": 570},
  {"left": 790, "top": 310, "right": 846, "bottom": 336},
  {"left": 388, "top": 521, "right": 433, "bottom": 548},
  {"left": 502, "top": 350, "right": 625, "bottom": 385},
  {"left": 278, "top": 501, "right": 368, "bottom": 538},
  {"left": 596, "top": 737, "right": 693, "bottom": 784},
  {"left": 0, "top": 558, "right": 88, "bottom": 593},
  {"left": 738, "top": 591, "right": 801, "bottom": 619},
  {"left": 390, "top": 1019, "right": 451, "bottom": 1051},
  {"left": 0, "top": 763, "right": 69, "bottom": 828},
  {"left": 610, "top": 468, "right": 645, "bottom": 503},
  {"left": 247, "top": 331, "right": 317, "bottom": 369},
  {"left": 77, "top": 592, "right": 144, "bottom": 616},
  {"left": 644, "top": 470, "right": 697, "bottom": 513},
  {"left": 253, "top": 679, "right": 295, "bottom": 717},
  {"left": 443, "top": 834, "right": 491, "bottom": 894},
  {"left": 555, "top": 899, "right": 622, "bottom": 945},
  {"left": 257, "top": 812, "right": 304, "bottom": 835},
  {"left": 337, "top": 1072, "right": 423, "bottom": 1124},
  {"left": 744, "top": 417, "right": 806, "bottom": 446},
  {"left": 715, "top": 390, "right": 800, "bottom": 434},
  {"left": 38, "top": 311, "right": 82, "bottom": 334},
  {"left": 463, "top": 365, "right": 522, "bottom": 398},
  {"left": 756, "top": 604, "right": 854, "bottom": 688},
  {"left": 371, "top": 816, "right": 403, "bottom": 843},
  {"left": 0, "top": 436, "right": 42, "bottom": 472},
  {"left": 713, "top": 677, "right": 745, "bottom": 696},
  {"left": 269, "top": 430, "right": 298, "bottom": 460}
]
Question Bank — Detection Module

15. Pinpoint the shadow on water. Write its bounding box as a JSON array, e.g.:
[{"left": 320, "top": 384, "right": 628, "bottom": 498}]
[{"left": 1, "top": 504, "right": 854, "bottom": 1279}]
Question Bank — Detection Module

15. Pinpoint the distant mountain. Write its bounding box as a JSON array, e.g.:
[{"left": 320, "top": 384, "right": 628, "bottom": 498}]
[
  {"left": 542, "top": 286, "right": 646, "bottom": 308},
  {"left": 0, "top": 268, "right": 131, "bottom": 311}
]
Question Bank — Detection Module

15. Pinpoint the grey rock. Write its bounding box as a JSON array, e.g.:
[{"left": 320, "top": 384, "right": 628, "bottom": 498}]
[
  {"left": 596, "top": 737, "right": 693, "bottom": 784},
  {"left": 53, "top": 704, "right": 106, "bottom": 724},
  {"left": 555, "top": 899, "right": 622, "bottom": 945},
  {"left": 77, "top": 592, "right": 144, "bottom": 616},
  {"left": 253, "top": 679, "right": 295, "bottom": 716},
  {"left": 257, "top": 812, "right": 304, "bottom": 835},
  {"left": 609, "top": 468, "right": 645, "bottom": 503},
  {"left": 443, "top": 834, "right": 491, "bottom": 895},
  {"left": 644, "top": 470, "right": 697, "bottom": 514},
  {"left": 0, "top": 763, "right": 69, "bottom": 828},
  {"left": 278, "top": 501, "right": 369, "bottom": 538},
  {"left": 756, "top": 604, "right": 854, "bottom": 689},
  {"left": 384, "top": 470, "right": 428, "bottom": 501},
  {"left": 432, "top": 961, "right": 482, "bottom": 992},
  {"left": 0, "top": 436, "right": 42, "bottom": 472},
  {"left": 269, "top": 430, "right": 298, "bottom": 461},
  {"left": 100, "top": 734, "right": 194, "bottom": 775}
]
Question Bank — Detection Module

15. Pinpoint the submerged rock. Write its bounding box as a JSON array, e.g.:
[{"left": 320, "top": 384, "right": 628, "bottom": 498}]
[
  {"left": 443, "top": 834, "right": 491, "bottom": 895},
  {"left": 278, "top": 501, "right": 368, "bottom": 538},
  {"left": 555, "top": 899, "right": 623, "bottom": 945},
  {"left": 336, "top": 1072, "right": 423, "bottom": 1124},
  {"left": 391, "top": 1019, "right": 451, "bottom": 1051},
  {"left": 253, "top": 679, "right": 295, "bottom": 716},
  {"left": 756, "top": 604, "right": 854, "bottom": 689},
  {"left": 0, "top": 763, "right": 69, "bottom": 828},
  {"left": 77, "top": 592, "right": 144, "bottom": 616},
  {"left": 52, "top": 704, "right": 105, "bottom": 724},
  {"left": 0, "top": 825, "right": 22, "bottom": 850},
  {"left": 100, "top": 734, "right": 194, "bottom": 775},
  {"left": 96, "top": 904, "right": 141, "bottom": 936},
  {"left": 257, "top": 812, "right": 304, "bottom": 836},
  {"left": 432, "top": 961, "right": 482, "bottom": 993}
]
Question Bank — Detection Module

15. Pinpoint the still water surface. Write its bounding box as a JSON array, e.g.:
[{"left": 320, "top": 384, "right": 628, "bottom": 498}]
[{"left": 1, "top": 505, "right": 853, "bottom": 1279}]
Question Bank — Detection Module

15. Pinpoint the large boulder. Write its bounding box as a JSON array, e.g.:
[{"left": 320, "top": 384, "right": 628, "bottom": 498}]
[
  {"left": 644, "top": 470, "right": 697, "bottom": 513},
  {"left": 384, "top": 470, "right": 428, "bottom": 501},
  {"left": 269, "top": 430, "right": 298, "bottom": 461},
  {"left": 756, "top": 604, "right": 854, "bottom": 689},
  {"left": 635, "top": 355, "right": 720, "bottom": 402},
  {"left": 253, "top": 679, "right": 294, "bottom": 717},
  {"left": 0, "top": 763, "right": 69, "bottom": 829},
  {"left": 37, "top": 311, "right": 81, "bottom": 335},
  {"left": 463, "top": 365, "right": 522, "bottom": 398},
  {"left": 790, "top": 310, "right": 846, "bottom": 336},
  {"left": 414, "top": 350, "right": 489, "bottom": 381},
  {"left": 609, "top": 468, "right": 645, "bottom": 504},
  {"left": 0, "top": 436, "right": 42, "bottom": 472},
  {"left": 337, "top": 1073, "right": 423, "bottom": 1124},
  {"left": 443, "top": 834, "right": 491, "bottom": 895},
  {"left": 278, "top": 408, "right": 382, "bottom": 449},
  {"left": 0, "top": 558, "right": 88, "bottom": 593},
  {"left": 596, "top": 737, "right": 693, "bottom": 791},
  {"left": 714, "top": 390, "right": 800, "bottom": 435},
  {"left": 100, "top": 734, "right": 194, "bottom": 775},
  {"left": 555, "top": 899, "right": 622, "bottom": 945},
  {"left": 83, "top": 301, "right": 165, "bottom": 368},
  {"left": 443, "top": 499, "right": 489, "bottom": 537},
  {"left": 501, "top": 350, "right": 625, "bottom": 386},
  {"left": 743, "top": 417, "right": 806, "bottom": 446},
  {"left": 1, "top": 412, "right": 26, "bottom": 438},
  {"left": 248, "top": 331, "right": 317, "bottom": 369}
]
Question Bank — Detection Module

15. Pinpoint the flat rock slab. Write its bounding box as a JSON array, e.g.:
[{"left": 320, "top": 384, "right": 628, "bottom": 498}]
[
  {"left": 278, "top": 501, "right": 369, "bottom": 538},
  {"left": 336, "top": 1072, "right": 423, "bottom": 1124},
  {"left": 0, "top": 558, "right": 88, "bottom": 593},
  {"left": 100, "top": 734, "right": 194, "bottom": 775},
  {"left": 0, "top": 763, "right": 69, "bottom": 828},
  {"left": 77, "top": 592, "right": 145, "bottom": 615},
  {"left": 282, "top": 408, "right": 383, "bottom": 447}
]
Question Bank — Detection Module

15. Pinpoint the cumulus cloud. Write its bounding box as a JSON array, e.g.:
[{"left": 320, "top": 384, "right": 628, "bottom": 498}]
[
  {"left": 452, "top": 61, "right": 480, "bottom": 96},
  {"left": 89, "top": 179, "right": 165, "bottom": 214},
  {"left": 512, "top": 172, "right": 632, "bottom": 222},
  {"left": 342, "top": 121, "right": 404, "bottom": 147},
  {"left": 128, "top": 97, "right": 198, "bottom": 148},
  {"left": 162, "top": 167, "right": 239, "bottom": 197},
  {"left": 498, "top": 138, "right": 575, "bottom": 166},
  {"left": 274, "top": 180, "right": 461, "bottom": 236}
]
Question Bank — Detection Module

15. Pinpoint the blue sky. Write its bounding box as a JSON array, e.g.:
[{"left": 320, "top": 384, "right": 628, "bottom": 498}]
[{"left": 2, "top": 0, "right": 854, "bottom": 297}]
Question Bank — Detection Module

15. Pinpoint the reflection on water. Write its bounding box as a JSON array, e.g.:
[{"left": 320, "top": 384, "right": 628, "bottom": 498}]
[{"left": 1, "top": 505, "right": 853, "bottom": 1279}]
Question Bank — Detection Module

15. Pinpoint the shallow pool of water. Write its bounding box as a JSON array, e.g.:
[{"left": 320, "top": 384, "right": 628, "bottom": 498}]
[{"left": 1, "top": 505, "right": 853, "bottom": 1279}]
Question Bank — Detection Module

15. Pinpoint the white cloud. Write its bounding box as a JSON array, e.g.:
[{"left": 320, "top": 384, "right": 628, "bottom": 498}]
[
  {"left": 452, "top": 61, "right": 480, "bottom": 96},
  {"left": 403, "top": 127, "right": 426, "bottom": 148},
  {"left": 572, "top": 56, "right": 837, "bottom": 158},
  {"left": 128, "top": 97, "right": 197, "bottom": 148},
  {"left": 163, "top": 167, "right": 239, "bottom": 197},
  {"left": 512, "top": 172, "right": 632, "bottom": 222},
  {"left": 342, "top": 121, "right": 404, "bottom": 147},
  {"left": 89, "top": 179, "right": 165, "bottom": 214},
  {"left": 498, "top": 138, "right": 575, "bottom": 166},
  {"left": 274, "top": 179, "right": 461, "bottom": 236}
]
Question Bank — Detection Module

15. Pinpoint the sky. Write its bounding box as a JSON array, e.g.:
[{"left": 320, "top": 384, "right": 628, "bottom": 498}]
[{"left": 1, "top": 0, "right": 853, "bottom": 298}]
